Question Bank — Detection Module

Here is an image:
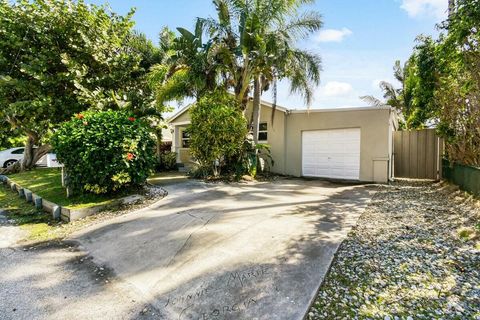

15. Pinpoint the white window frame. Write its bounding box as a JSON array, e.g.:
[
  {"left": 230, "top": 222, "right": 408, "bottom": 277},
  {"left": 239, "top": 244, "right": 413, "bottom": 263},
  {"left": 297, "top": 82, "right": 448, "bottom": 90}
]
[
  {"left": 180, "top": 129, "right": 190, "bottom": 148},
  {"left": 258, "top": 122, "right": 268, "bottom": 142}
]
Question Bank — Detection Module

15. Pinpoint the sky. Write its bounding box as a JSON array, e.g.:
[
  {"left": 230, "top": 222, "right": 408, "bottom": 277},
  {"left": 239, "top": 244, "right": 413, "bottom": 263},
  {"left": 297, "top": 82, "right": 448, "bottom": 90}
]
[{"left": 86, "top": 0, "right": 448, "bottom": 110}]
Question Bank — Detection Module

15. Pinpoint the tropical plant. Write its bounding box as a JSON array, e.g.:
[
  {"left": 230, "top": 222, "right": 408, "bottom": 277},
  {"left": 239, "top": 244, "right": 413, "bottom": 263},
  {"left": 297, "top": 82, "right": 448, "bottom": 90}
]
[
  {"left": 51, "top": 111, "right": 155, "bottom": 194},
  {"left": 187, "top": 91, "right": 248, "bottom": 177},
  {"left": 200, "top": 0, "right": 323, "bottom": 142},
  {"left": 360, "top": 60, "right": 413, "bottom": 128},
  {"left": 0, "top": 0, "right": 158, "bottom": 173},
  {"left": 367, "top": 0, "right": 479, "bottom": 165},
  {"left": 233, "top": 139, "right": 274, "bottom": 178},
  {"left": 149, "top": 0, "right": 323, "bottom": 145},
  {"left": 148, "top": 24, "right": 220, "bottom": 107},
  {"left": 361, "top": 38, "right": 437, "bottom": 130}
]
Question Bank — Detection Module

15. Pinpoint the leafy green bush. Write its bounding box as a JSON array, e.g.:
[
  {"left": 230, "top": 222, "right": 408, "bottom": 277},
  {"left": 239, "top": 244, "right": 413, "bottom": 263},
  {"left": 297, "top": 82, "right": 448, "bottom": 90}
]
[
  {"left": 51, "top": 111, "right": 155, "bottom": 194},
  {"left": 155, "top": 141, "right": 177, "bottom": 171},
  {"left": 188, "top": 91, "right": 247, "bottom": 177},
  {"left": 233, "top": 138, "right": 274, "bottom": 178},
  {"left": 158, "top": 152, "right": 177, "bottom": 171}
]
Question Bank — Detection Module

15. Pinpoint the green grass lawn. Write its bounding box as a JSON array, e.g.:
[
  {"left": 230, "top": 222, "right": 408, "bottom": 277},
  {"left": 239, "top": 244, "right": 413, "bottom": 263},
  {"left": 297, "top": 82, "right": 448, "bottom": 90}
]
[
  {"left": 8, "top": 168, "right": 117, "bottom": 209},
  {"left": 1, "top": 168, "right": 173, "bottom": 243}
]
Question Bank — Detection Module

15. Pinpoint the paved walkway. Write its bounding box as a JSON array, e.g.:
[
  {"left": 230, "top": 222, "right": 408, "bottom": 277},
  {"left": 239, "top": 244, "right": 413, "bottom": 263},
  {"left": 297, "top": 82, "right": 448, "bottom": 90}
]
[
  {"left": 72, "top": 178, "right": 375, "bottom": 320},
  {"left": 0, "top": 210, "right": 157, "bottom": 320}
]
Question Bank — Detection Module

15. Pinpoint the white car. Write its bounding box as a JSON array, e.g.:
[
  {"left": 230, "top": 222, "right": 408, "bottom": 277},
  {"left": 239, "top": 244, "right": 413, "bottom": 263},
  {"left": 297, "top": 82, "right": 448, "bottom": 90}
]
[{"left": 0, "top": 147, "right": 48, "bottom": 168}]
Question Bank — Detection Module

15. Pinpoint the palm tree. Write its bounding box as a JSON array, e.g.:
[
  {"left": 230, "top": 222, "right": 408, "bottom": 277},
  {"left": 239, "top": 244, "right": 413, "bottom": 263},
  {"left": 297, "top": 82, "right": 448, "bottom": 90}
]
[
  {"left": 148, "top": 24, "right": 220, "bottom": 106},
  {"left": 361, "top": 60, "right": 411, "bottom": 111},
  {"left": 201, "top": 0, "right": 323, "bottom": 142}
]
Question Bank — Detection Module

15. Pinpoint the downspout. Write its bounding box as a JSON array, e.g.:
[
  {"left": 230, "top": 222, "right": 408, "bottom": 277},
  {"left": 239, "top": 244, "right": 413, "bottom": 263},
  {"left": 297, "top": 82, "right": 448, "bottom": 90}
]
[{"left": 283, "top": 110, "right": 290, "bottom": 175}]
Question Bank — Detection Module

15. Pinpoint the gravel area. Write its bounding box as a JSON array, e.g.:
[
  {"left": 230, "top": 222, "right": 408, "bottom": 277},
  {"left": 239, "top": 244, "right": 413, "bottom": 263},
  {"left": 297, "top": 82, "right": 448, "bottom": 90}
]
[{"left": 308, "top": 179, "right": 480, "bottom": 320}]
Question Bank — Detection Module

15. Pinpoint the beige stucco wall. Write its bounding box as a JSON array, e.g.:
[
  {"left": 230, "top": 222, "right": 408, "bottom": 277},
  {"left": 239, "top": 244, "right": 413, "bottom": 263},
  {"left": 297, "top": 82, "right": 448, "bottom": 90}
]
[
  {"left": 169, "top": 103, "right": 393, "bottom": 182},
  {"left": 169, "top": 101, "right": 287, "bottom": 170},
  {"left": 243, "top": 102, "right": 287, "bottom": 173},
  {"left": 172, "top": 109, "right": 191, "bottom": 124},
  {"left": 283, "top": 108, "right": 393, "bottom": 182}
]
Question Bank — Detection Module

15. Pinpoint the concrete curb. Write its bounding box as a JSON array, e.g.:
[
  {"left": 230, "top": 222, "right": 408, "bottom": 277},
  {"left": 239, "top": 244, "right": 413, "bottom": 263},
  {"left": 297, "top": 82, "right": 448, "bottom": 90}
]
[{"left": 0, "top": 174, "right": 145, "bottom": 222}]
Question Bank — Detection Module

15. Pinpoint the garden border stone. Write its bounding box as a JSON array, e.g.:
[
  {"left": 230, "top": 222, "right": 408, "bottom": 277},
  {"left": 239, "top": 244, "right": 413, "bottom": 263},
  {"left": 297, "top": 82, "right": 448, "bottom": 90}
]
[
  {"left": 0, "top": 174, "right": 144, "bottom": 222},
  {"left": 24, "top": 189, "right": 33, "bottom": 202}
]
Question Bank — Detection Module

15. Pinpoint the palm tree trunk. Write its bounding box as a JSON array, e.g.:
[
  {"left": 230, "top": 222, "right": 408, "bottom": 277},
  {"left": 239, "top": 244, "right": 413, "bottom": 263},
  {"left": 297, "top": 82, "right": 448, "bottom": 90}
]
[{"left": 252, "top": 75, "right": 262, "bottom": 144}]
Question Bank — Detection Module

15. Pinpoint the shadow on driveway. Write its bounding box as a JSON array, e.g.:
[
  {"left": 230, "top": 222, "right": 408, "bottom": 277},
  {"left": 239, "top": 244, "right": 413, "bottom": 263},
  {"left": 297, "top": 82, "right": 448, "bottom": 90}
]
[{"left": 70, "top": 177, "right": 376, "bottom": 320}]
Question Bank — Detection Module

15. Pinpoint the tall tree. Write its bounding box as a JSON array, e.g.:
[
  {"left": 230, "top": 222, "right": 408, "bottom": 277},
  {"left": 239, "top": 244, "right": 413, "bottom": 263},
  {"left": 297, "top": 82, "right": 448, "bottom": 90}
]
[
  {"left": 436, "top": 0, "right": 480, "bottom": 165},
  {"left": 0, "top": 0, "right": 154, "bottom": 172},
  {"left": 149, "top": 23, "right": 220, "bottom": 107},
  {"left": 361, "top": 37, "right": 438, "bottom": 130},
  {"left": 360, "top": 60, "right": 412, "bottom": 127},
  {"left": 150, "top": 0, "right": 323, "bottom": 144},
  {"left": 201, "top": 0, "right": 323, "bottom": 142}
]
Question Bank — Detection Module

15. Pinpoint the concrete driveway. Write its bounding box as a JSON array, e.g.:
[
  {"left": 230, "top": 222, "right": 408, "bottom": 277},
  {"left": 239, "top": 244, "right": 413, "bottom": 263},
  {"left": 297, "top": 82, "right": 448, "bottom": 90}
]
[{"left": 72, "top": 177, "right": 375, "bottom": 320}]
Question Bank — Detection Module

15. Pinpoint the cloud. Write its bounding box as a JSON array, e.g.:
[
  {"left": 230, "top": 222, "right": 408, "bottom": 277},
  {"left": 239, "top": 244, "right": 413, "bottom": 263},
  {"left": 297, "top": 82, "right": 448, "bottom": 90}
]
[
  {"left": 371, "top": 79, "right": 382, "bottom": 89},
  {"left": 400, "top": 0, "right": 448, "bottom": 19},
  {"left": 320, "top": 81, "right": 353, "bottom": 97},
  {"left": 315, "top": 28, "right": 353, "bottom": 43}
]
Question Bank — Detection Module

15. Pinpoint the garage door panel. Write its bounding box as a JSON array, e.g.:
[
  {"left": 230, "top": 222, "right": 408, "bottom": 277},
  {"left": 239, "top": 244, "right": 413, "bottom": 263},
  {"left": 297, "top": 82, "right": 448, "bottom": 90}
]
[
  {"left": 302, "top": 128, "right": 360, "bottom": 180},
  {"left": 303, "top": 166, "right": 316, "bottom": 176}
]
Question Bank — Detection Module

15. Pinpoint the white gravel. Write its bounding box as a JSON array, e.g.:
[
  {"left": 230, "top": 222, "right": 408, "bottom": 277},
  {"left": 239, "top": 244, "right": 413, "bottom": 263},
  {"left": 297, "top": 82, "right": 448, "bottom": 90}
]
[{"left": 308, "top": 179, "right": 480, "bottom": 320}]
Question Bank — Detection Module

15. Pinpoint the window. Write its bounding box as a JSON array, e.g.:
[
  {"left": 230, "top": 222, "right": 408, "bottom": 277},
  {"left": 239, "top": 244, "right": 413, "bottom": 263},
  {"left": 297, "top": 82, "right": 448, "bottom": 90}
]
[
  {"left": 181, "top": 130, "right": 190, "bottom": 148},
  {"left": 258, "top": 122, "right": 268, "bottom": 141},
  {"left": 11, "top": 148, "right": 24, "bottom": 155}
]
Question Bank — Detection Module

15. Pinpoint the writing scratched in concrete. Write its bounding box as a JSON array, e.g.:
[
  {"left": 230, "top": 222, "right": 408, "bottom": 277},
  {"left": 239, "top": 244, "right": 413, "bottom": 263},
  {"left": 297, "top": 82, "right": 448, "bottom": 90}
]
[
  {"left": 178, "top": 297, "right": 258, "bottom": 320},
  {"left": 227, "top": 266, "right": 269, "bottom": 287},
  {"left": 165, "top": 266, "right": 270, "bottom": 319}
]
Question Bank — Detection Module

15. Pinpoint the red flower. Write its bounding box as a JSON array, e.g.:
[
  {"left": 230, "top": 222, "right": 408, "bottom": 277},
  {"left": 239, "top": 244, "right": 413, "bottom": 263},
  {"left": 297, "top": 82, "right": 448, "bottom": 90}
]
[
  {"left": 76, "top": 114, "right": 84, "bottom": 120},
  {"left": 128, "top": 117, "right": 136, "bottom": 122},
  {"left": 126, "top": 152, "right": 135, "bottom": 161}
]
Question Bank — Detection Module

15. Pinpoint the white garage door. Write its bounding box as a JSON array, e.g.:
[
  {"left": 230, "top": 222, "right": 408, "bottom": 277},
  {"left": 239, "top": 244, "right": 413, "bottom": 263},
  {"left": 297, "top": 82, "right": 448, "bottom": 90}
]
[{"left": 302, "top": 128, "right": 361, "bottom": 180}]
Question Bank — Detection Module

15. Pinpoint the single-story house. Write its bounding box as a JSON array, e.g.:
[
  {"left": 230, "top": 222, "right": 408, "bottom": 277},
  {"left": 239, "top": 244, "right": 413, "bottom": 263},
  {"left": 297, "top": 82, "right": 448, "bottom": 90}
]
[{"left": 167, "top": 100, "right": 398, "bottom": 183}]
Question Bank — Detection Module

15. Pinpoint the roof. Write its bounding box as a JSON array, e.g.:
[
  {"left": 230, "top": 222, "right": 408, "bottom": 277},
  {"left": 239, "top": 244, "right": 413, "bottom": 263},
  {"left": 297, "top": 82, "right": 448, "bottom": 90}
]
[
  {"left": 167, "top": 99, "right": 393, "bottom": 124},
  {"left": 288, "top": 106, "right": 393, "bottom": 114},
  {"left": 167, "top": 103, "right": 193, "bottom": 123},
  {"left": 167, "top": 98, "right": 289, "bottom": 124}
]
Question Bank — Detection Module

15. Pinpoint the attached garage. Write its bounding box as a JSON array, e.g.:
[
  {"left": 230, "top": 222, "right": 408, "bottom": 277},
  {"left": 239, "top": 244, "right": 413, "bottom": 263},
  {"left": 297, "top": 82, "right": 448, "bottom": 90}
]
[
  {"left": 283, "top": 107, "right": 398, "bottom": 183},
  {"left": 302, "top": 128, "right": 361, "bottom": 180}
]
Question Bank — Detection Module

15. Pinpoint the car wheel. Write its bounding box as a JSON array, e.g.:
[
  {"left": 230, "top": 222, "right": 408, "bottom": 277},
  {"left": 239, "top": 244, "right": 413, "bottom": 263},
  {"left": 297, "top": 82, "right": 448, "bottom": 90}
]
[{"left": 4, "top": 160, "right": 18, "bottom": 168}]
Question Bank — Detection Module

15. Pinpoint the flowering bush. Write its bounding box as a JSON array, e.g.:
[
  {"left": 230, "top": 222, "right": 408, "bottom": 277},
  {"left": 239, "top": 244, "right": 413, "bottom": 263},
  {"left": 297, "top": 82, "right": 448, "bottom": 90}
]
[{"left": 51, "top": 110, "right": 155, "bottom": 194}]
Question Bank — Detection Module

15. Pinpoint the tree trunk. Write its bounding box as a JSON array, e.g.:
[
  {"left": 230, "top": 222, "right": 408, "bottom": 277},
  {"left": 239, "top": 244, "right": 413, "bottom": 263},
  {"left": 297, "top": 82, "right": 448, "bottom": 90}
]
[
  {"left": 252, "top": 75, "right": 262, "bottom": 145},
  {"left": 19, "top": 133, "right": 51, "bottom": 172},
  {"left": 154, "top": 128, "right": 163, "bottom": 165},
  {"left": 21, "top": 135, "right": 36, "bottom": 171}
]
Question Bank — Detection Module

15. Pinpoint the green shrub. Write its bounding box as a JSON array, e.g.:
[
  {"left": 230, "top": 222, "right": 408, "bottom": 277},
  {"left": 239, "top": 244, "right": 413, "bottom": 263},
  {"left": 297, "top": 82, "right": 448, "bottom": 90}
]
[
  {"left": 188, "top": 91, "right": 247, "bottom": 177},
  {"left": 158, "top": 152, "right": 177, "bottom": 171},
  {"left": 233, "top": 138, "right": 274, "bottom": 178},
  {"left": 51, "top": 110, "right": 155, "bottom": 194}
]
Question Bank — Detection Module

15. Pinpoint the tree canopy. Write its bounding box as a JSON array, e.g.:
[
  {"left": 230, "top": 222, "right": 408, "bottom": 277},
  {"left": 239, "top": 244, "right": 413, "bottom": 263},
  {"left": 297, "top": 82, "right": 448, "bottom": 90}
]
[
  {"left": 0, "top": 0, "right": 161, "bottom": 171},
  {"left": 362, "top": 0, "right": 480, "bottom": 165}
]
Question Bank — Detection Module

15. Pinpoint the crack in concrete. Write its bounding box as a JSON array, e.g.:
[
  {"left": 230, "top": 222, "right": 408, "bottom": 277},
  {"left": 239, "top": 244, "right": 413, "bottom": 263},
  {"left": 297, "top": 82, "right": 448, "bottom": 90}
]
[{"left": 165, "top": 216, "right": 215, "bottom": 270}]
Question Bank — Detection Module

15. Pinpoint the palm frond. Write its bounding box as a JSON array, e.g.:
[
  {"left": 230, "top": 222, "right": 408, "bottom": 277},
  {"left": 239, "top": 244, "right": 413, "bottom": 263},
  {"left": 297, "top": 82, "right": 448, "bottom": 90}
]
[
  {"left": 282, "top": 11, "right": 323, "bottom": 40},
  {"left": 360, "top": 95, "right": 387, "bottom": 107},
  {"left": 393, "top": 60, "right": 404, "bottom": 83}
]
